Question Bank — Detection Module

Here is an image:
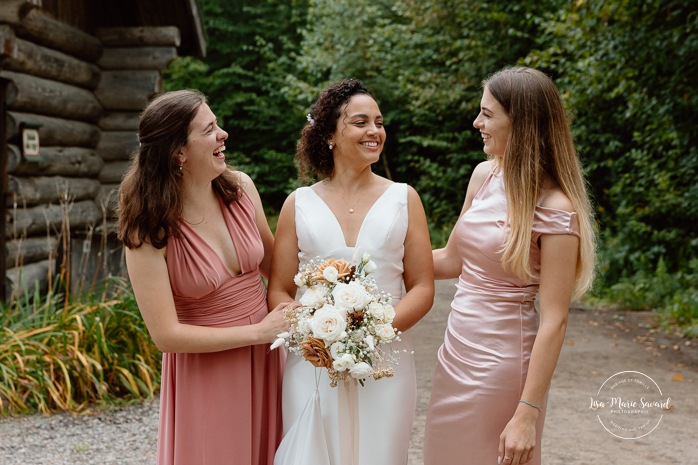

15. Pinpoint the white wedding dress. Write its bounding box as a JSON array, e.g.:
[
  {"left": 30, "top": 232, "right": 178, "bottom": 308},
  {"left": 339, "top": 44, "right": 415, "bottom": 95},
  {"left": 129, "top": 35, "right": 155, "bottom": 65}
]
[{"left": 275, "top": 183, "right": 416, "bottom": 465}]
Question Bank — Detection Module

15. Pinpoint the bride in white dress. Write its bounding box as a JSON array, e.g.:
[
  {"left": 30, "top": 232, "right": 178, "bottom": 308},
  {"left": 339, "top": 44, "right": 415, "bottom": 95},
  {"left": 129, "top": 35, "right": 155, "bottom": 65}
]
[{"left": 268, "top": 79, "right": 434, "bottom": 465}]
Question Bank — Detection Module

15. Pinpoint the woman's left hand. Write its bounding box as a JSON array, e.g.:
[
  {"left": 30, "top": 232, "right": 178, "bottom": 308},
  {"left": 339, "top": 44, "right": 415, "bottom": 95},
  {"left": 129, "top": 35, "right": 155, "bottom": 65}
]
[{"left": 498, "top": 412, "right": 537, "bottom": 465}]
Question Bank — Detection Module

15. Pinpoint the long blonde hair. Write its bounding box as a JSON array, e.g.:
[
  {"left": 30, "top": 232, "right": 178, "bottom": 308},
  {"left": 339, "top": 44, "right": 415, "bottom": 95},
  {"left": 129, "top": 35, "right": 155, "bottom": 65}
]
[{"left": 484, "top": 66, "right": 596, "bottom": 298}]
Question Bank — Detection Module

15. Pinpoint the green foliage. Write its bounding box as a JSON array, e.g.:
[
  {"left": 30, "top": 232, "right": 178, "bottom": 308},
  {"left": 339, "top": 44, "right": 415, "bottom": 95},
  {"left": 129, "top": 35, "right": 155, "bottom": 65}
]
[
  {"left": 591, "top": 258, "right": 698, "bottom": 338},
  {"left": 165, "top": 0, "right": 310, "bottom": 212},
  {"left": 0, "top": 279, "right": 160, "bottom": 414},
  {"left": 162, "top": 0, "right": 698, "bottom": 328},
  {"left": 526, "top": 0, "right": 698, "bottom": 281}
]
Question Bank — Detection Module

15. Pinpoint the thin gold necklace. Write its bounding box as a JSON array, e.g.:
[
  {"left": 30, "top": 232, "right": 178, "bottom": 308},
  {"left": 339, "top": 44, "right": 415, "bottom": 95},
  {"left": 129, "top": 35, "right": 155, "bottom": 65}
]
[{"left": 323, "top": 180, "right": 367, "bottom": 214}]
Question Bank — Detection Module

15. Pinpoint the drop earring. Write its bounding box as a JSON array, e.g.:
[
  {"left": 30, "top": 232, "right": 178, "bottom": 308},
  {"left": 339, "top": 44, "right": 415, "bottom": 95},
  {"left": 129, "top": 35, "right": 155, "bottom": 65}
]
[{"left": 328, "top": 142, "right": 334, "bottom": 150}]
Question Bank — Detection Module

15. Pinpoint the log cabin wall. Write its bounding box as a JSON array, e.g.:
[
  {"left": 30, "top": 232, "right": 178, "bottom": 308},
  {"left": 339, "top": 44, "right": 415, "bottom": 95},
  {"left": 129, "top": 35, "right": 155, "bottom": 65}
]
[{"left": 0, "top": 1, "right": 186, "bottom": 302}]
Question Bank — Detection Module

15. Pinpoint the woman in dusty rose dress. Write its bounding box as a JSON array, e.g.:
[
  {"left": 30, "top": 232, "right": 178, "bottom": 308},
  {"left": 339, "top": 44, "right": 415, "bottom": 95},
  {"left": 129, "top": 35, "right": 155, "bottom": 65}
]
[
  {"left": 118, "top": 90, "right": 289, "bottom": 465},
  {"left": 423, "top": 67, "right": 596, "bottom": 465}
]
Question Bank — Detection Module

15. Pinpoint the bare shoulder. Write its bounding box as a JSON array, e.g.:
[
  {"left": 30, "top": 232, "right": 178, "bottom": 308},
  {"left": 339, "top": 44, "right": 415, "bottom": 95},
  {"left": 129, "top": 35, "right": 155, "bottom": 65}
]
[
  {"left": 539, "top": 187, "right": 575, "bottom": 212},
  {"left": 232, "top": 169, "right": 252, "bottom": 186},
  {"left": 466, "top": 160, "right": 492, "bottom": 193}
]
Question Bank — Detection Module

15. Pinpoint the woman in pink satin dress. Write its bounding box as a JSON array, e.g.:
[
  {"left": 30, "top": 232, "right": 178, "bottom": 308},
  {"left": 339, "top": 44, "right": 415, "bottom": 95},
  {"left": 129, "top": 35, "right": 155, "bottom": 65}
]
[
  {"left": 423, "top": 67, "right": 596, "bottom": 465},
  {"left": 118, "top": 90, "right": 289, "bottom": 465}
]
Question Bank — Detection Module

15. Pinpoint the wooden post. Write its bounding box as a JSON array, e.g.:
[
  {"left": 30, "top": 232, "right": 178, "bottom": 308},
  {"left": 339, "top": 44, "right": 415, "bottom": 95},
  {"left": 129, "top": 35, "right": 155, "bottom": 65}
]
[{"left": 1, "top": 78, "right": 9, "bottom": 304}]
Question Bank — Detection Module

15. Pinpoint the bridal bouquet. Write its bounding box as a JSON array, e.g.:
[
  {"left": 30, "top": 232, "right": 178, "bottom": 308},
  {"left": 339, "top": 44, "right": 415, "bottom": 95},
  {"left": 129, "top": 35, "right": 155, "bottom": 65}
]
[{"left": 271, "top": 253, "right": 398, "bottom": 387}]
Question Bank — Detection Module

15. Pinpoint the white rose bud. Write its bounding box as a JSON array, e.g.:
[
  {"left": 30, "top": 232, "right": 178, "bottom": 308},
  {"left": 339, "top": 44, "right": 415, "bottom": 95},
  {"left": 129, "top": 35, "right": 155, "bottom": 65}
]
[
  {"left": 323, "top": 265, "right": 339, "bottom": 283},
  {"left": 367, "top": 302, "right": 385, "bottom": 320},
  {"left": 363, "top": 260, "right": 377, "bottom": 274},
  {"left": 364, "top": 334, "right": 375, "bottom": 351},
  {"left": 293, "top": 273, "right": 304, "bottom": 287},
  {"left": 349, "top": 361, "right": 373, "bottom": 379},
  {"left": 383, "top": 304, "right": 396, "bottom": 322},
  {"left": 333, "top": 353, "right": 356, "bottom": 372},
  {"left": 299, "top": 286, "right": 326, "bottom": 309},
  {"left": 330, "top": 341, "right": 346, "bottom": 359},
  {"left": 375, "top": 324, "right": 396, "bottom": 341}
]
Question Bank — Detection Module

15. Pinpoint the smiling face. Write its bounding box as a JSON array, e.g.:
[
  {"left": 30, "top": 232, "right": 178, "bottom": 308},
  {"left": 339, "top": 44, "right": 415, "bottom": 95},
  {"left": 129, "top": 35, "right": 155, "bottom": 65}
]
[
  {"left": 178, "top": 103, "right": 228, "bottom": 180},
  {"left": 473, "top": 86, "right": 511, "bottom": 160},
  {"left": 330, "top": 94, "right": 386, "bottom": 167}
]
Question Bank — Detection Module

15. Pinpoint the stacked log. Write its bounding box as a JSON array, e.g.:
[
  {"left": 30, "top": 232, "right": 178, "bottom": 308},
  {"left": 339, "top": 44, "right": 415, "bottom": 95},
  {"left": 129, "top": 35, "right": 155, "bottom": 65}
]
[
  {"left": 1, "top": 4, "right": 105, "bottom": 298},
  {"left": 0, "top": 1, "right": 181, "bottom": 300},
  {"left": 95, "top": 26, "right": 181, "bottom": 218}
]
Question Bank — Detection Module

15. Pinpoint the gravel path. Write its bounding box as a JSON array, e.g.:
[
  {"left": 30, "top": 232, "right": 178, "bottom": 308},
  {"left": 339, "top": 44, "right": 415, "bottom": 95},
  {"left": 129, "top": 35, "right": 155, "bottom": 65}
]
[{"left": 2, "top": 280, "right": 696, "bottom": 464}]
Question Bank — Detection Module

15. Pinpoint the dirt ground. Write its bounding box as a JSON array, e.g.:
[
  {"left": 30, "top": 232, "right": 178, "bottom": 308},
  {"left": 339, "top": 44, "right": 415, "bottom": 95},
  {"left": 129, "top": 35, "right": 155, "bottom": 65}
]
[
  {"left": 1, "top": 279, "right": 695, "bottom": 464},
  {"left": 408, "top": 280, "right": 698, "bottom": 465}
]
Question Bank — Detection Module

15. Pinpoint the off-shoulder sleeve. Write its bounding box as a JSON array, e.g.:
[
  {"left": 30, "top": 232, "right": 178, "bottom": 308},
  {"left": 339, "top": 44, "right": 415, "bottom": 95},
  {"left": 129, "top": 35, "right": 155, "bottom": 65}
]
[{"left": 533, "top": 205, "right": 580, "bottom": 239}]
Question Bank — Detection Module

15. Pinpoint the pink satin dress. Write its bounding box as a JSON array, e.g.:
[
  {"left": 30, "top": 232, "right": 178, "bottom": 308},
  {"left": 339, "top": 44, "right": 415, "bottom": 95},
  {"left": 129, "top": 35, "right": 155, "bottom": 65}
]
[
  {"left": 157, "top": 191, "right": 284, "bottom": 465},
  {"left": 423, "top": 170, "right": 580, "bottom": 465}
]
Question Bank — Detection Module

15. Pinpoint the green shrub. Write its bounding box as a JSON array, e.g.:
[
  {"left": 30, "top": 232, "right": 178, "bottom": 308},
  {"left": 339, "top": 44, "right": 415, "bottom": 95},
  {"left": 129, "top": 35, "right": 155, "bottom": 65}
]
[{"left": 0, "top": 278, "right": 160, "bottom": 415}]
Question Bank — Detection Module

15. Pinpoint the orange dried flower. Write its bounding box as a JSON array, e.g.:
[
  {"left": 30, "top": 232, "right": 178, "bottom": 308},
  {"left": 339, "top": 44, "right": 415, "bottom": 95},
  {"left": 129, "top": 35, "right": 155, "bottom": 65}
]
[
  {"left": 314, "top": 258, "right": 353, "bottom": 284},
  {"left": 301, "top": 337, "right": 333, "bottom": 369}
]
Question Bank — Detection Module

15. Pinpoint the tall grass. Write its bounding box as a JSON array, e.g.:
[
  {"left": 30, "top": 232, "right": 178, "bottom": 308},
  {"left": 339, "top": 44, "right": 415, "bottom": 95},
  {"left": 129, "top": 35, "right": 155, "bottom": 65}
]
[
  {"left": 0, "top": 278, "right": 160, "bottom": 414},
  {"left": 1, "top": 185, "right": 160, "bottom": 415}
]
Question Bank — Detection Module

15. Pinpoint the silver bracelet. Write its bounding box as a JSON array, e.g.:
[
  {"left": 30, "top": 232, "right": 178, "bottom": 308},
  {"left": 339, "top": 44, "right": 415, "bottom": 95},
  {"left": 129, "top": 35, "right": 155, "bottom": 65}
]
[{"left": 519, "top": 399, "right": 542, "bottom": 412}]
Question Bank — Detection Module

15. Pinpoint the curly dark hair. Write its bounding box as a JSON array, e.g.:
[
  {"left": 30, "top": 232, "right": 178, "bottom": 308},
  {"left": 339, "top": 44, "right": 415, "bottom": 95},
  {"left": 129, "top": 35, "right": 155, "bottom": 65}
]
[{"left": 296, "top": 79, "right": 372, "bottom": 181}]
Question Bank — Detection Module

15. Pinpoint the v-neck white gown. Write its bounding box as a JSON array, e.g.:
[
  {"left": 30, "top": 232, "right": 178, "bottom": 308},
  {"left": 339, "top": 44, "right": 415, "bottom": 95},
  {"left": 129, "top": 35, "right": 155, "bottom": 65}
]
[{"left": 275, "top": 183, "right": 416, "bottom": 465}]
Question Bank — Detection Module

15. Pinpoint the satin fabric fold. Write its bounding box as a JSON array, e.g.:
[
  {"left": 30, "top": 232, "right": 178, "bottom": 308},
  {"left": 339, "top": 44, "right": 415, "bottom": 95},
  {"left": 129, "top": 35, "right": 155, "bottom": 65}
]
[{"left": 424, "top": 170, "right": 579, "bottom": 465}]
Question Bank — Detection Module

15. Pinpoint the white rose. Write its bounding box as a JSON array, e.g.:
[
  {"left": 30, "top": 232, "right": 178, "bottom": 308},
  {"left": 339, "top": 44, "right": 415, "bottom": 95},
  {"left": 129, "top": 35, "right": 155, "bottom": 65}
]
[
  {"left": 293, "top": 273, "right": 304, "bottom": 287},
  {"left": 323, "top": 265, "right": 339, "bottom": 283},
  {"left": 375, "top": 324, "right": 396, "bottom": 342},
  {"left": 364, "top": 334, "right": 375, "bottom": 351},
  {"left": 296, "top": 318, "right": 312, "bottom": 337},
  {"left": 299, "top": 286, "right": 326, "bottom": 309},
  {"left": 332, "top": 282, "right": 372, "bottom": 311},
  {"left": 367, "top": 302, "right": 385, "bottom": 320},
  {"left": 383, "top": 304, "right": 396, "bottom": 322},
  {"left": 363, "top": 260, "right": 377, "bottom": 274},
  {"left": 330, "top": 341, "right": 346, "bottom": 359},
  {"left": 310, "top": 304, "right": 347, "bottom": 343},
  {"left": 350, "top": 328, "right": 365, "bottom": 343},
  {"left": 333, "top": 353, "right": 356, "bottom": 372},
  {"left": 349, "top": 361, "right": 373, "bottom": 379}
]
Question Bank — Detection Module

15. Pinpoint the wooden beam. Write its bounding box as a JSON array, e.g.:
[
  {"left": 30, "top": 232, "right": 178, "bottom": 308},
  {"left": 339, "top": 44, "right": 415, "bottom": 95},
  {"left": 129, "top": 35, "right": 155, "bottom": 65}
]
[
  {"left": 8, "top": 199, "right": 102, "bottom": 236},
  {"left": 0, "top": 26, "right": 100, "bottom": 89},
  {"left": 95, "top": 70, "right": 162, "bottom": 111},
  {"left": 5, "top": 236, "right": 58, "bottom": 268},
  {"left": 98, "top": 160, "right": 130, "bottom": 184},
  {"left": 98, "top": 46, "right": 178, "bottom": 70},
  {"left": 97, "top": 131, "right": 138, "bottom": 161},
  {"left": 8, "top": 175, "right": 101, "bottom": 206},
  {"left": 1, "top": 70, "right": 103, "bottom": 122},
  {"left": 96, "top": 26, "right": 181, "bottom": 47},
  {"left": 99, "top": 112, "right": 140, "bottom": 131},
  {"left": 7, "top": 145, "right": 104, "bottom": 177},
  {"left": 16, "top": 6, "right": 103, "bottom": 62},
  {"left": 6, "top": 111, "right": 100, "bottom": 148}
]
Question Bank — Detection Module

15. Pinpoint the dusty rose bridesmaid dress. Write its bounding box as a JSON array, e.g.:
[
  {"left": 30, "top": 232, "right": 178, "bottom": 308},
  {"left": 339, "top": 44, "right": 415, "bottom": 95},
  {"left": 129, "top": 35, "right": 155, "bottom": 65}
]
[
  {"left": 423, "top": 169, "right": 580, "bottom": 465},
  {"left": 157, "top": 191, "right": 284, "bottom": 465}
]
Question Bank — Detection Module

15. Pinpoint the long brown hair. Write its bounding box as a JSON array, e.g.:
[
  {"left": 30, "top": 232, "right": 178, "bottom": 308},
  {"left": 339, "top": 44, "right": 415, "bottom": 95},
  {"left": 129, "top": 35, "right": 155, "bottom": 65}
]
[
  {"left": 485, "top": 66, "right": 596, "bottom": 298},
  {"left": 118, "top": 89, "right": 242, "bottom": 249}
]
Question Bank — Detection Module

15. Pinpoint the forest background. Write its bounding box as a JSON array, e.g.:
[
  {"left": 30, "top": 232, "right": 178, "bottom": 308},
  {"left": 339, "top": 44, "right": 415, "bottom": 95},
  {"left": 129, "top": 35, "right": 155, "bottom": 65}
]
[{"left": 165, "top": 0, "right": 697, "bottom": 332}]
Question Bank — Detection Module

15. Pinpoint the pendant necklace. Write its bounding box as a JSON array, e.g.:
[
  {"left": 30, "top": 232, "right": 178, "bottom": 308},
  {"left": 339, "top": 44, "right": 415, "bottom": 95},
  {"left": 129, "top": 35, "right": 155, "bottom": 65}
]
[{"left": 323, "top": 180, "right": 367, "bottom": 214}]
